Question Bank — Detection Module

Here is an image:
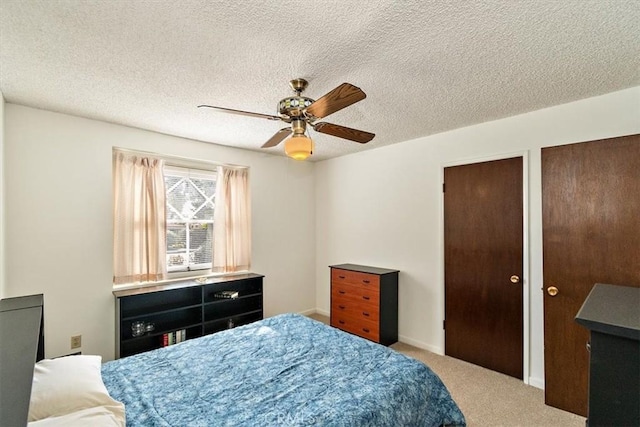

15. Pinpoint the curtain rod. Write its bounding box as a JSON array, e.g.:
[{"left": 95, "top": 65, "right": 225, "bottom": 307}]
[{"left": 113, "top": 147, "right": 249, "bottom": 170}]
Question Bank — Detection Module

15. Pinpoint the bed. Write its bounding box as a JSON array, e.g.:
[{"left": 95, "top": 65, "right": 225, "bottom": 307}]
[
  {"left": 100, "top": 313, "right": 465, "bottom": 426},
  {"left": 19, "top": 311, "right": 464, "bottom": 426}
]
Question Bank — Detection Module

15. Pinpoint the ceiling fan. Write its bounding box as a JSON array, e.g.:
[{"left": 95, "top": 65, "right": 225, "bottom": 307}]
[{"left": 198, "top": 78, "right": 375, "bottom": 160}]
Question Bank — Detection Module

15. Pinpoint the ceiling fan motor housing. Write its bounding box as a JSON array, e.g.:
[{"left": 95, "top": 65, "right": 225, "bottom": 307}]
[{"left": 278, "top": 96, "right": 314, "bottom": 119}]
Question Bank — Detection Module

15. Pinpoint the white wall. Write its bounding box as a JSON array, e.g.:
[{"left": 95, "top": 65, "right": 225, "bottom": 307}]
[
  {"left": 0, "top": 91, "right": 5, "bottom": 299},
  {"left": 3, "top": 104, "right": 316, "bottom": 361},
  {"left": 315, "top": 86, "right": 640, "bottom": 388}
]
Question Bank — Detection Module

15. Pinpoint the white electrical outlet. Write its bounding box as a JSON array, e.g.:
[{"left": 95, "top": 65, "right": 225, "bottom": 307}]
[{"left": 71, "top": 335, "right": 82, "bottom": 349}]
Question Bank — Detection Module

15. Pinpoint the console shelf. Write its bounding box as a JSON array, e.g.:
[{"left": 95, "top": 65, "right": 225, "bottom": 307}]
[{"left": 114, "top": 273, "right": 264, "bottom": 358}]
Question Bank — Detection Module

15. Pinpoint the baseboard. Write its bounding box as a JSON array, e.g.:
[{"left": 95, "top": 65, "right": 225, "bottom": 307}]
[
  {"left": 528, "top": 376, "right": 544, "bottom": 390},
  {"left": 398, "top": 334, "right": 443, "bottom": 355},
  {"left": 303, "top": 312, "right": 445, "bottom": 356},
  {"left": 399, "top": 330, "right": 546, "bottom": 390},
  {"left": 400, "top": 336, "right": 545, "bottom": 390}
]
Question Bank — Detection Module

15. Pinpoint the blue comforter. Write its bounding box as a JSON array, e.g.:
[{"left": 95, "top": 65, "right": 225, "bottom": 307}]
[{"left": 102, "top": 313, "right": 465, "bottom": 426}]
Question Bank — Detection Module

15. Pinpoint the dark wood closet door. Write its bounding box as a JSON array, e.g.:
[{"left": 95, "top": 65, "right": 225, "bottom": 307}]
[
  {"left": 445, "top": 157, "right": 523, "bottom": 379},
  {"left": 542, "top": 134, "right": 640, "bottom": 416}
]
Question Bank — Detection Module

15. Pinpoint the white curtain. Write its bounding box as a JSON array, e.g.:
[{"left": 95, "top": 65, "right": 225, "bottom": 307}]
[
  {"left": 113, "top": 151, "right": 167, "bottom": 284},
  {"left": 213, "top": 167, "right": 251, "bottom": 272}
]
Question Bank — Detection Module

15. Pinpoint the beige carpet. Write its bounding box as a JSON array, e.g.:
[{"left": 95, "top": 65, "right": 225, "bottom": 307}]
[{"left": 308, "top": 313, "right": 585, "bottom": 427}]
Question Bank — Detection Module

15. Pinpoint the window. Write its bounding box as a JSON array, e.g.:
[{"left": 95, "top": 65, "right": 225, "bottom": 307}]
[
  {"left": 113, "top": 148, "right": 251, "bottom": 285},
  {"left": 164, "top": 166, "right": 216, "bottom": 272}
]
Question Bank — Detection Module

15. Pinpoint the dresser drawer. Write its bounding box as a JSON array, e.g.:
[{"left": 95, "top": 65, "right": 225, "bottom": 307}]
[
  {"left": 331, "top": 299, "right": 380, "bottom": 322},
  {"left": 332, "top": 268, "right": 380, "bottom": 289},
  {"left": 331, "top": 283, "right": 379, "bottom": 309},
  {"left": 331, "top": 315, "right": 380, "bottom": 342}
]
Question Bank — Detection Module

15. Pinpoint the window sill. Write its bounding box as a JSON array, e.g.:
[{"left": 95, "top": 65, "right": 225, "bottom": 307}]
[{"left": 112, "top": 270, "right": 250, "bottom": 292}]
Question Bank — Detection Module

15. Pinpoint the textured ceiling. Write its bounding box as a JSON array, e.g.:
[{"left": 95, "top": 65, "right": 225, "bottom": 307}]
[{"left": 1, "top": 1, "right": 639, "bottom": 161}]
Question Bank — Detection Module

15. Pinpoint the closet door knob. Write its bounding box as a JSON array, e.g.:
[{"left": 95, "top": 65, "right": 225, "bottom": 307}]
[{"left": 547, "top": 286, "right": 559, "bottom": 297}]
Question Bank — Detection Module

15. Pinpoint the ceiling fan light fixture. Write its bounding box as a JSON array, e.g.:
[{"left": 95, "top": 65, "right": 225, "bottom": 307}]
[{"left": 285, "top": 134, "right": 314, "bottom": 161}]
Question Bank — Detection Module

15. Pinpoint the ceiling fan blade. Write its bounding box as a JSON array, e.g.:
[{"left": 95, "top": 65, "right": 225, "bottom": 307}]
[
  {"left": 198, "top": 105, "right": 281, "bottom": 121},
  {"left": 313, "top": 122, "right": 375, "bottom": 144},
  {"left": 305, "top": 83, "right": 366, "bottom": 119},
  {"left": 261, "top": 128, "right": 292, "bottom": 148}
]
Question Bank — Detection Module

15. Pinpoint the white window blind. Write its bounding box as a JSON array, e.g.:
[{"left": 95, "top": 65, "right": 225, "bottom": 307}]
[{"left": 164, "top": 165, "right": 217, "bottom": 272}]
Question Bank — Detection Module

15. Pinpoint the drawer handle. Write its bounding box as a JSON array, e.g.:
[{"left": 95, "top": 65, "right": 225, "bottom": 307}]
[
  {"left": 362, "top": 296, "right": 370, "bottom": 300},
  {"left": 339, "top": 305, "right": 346, "bottom": 309},
  {"left": 363, "top": 280, "right": 370, "bottom": 284},
  {"left": 338, "top": 320, "right": 345, "bottom": 325},
  {"left": 339, "top": 275, "right": 346, "bottom": 279},
  {"left": 362, "top": 312, "right": 370, "bottom": 317},
  {"left": 362, "top": 328, "right": 370, "bottom": 333},
  {"left": 338, "top": 290, "right": 346, "bottom": 294}
]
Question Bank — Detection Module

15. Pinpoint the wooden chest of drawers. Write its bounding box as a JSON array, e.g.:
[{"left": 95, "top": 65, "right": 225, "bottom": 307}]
[{"left": 330, "top": 264, "right": 399, "bottom": 345}]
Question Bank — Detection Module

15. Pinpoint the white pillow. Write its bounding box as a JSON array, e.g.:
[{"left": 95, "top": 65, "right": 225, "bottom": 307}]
[
  {"left": 28, "top": 405, "right": 124, "bottom": 427},
  {"left": 28, "top": 355, "right": 125, "bottom": 423}
]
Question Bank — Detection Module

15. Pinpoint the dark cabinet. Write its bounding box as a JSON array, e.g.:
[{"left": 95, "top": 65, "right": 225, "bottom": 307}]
[
  {"left": 575, "top": 283, "right": 640, "bottom": 427},
  {"left": 0, "top": 294, "right": 44, "bottom": 427},
  {"left": 115, "top": 273, "right": 264, "bottom": 358}
]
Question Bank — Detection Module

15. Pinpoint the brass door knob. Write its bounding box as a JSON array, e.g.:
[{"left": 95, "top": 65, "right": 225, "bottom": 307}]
[
  {"left": 510, "top": 275, "right": 520, "bottom": 284},
  {"left": 547, "top": 286, "right": 559, "bottom": 296}
]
